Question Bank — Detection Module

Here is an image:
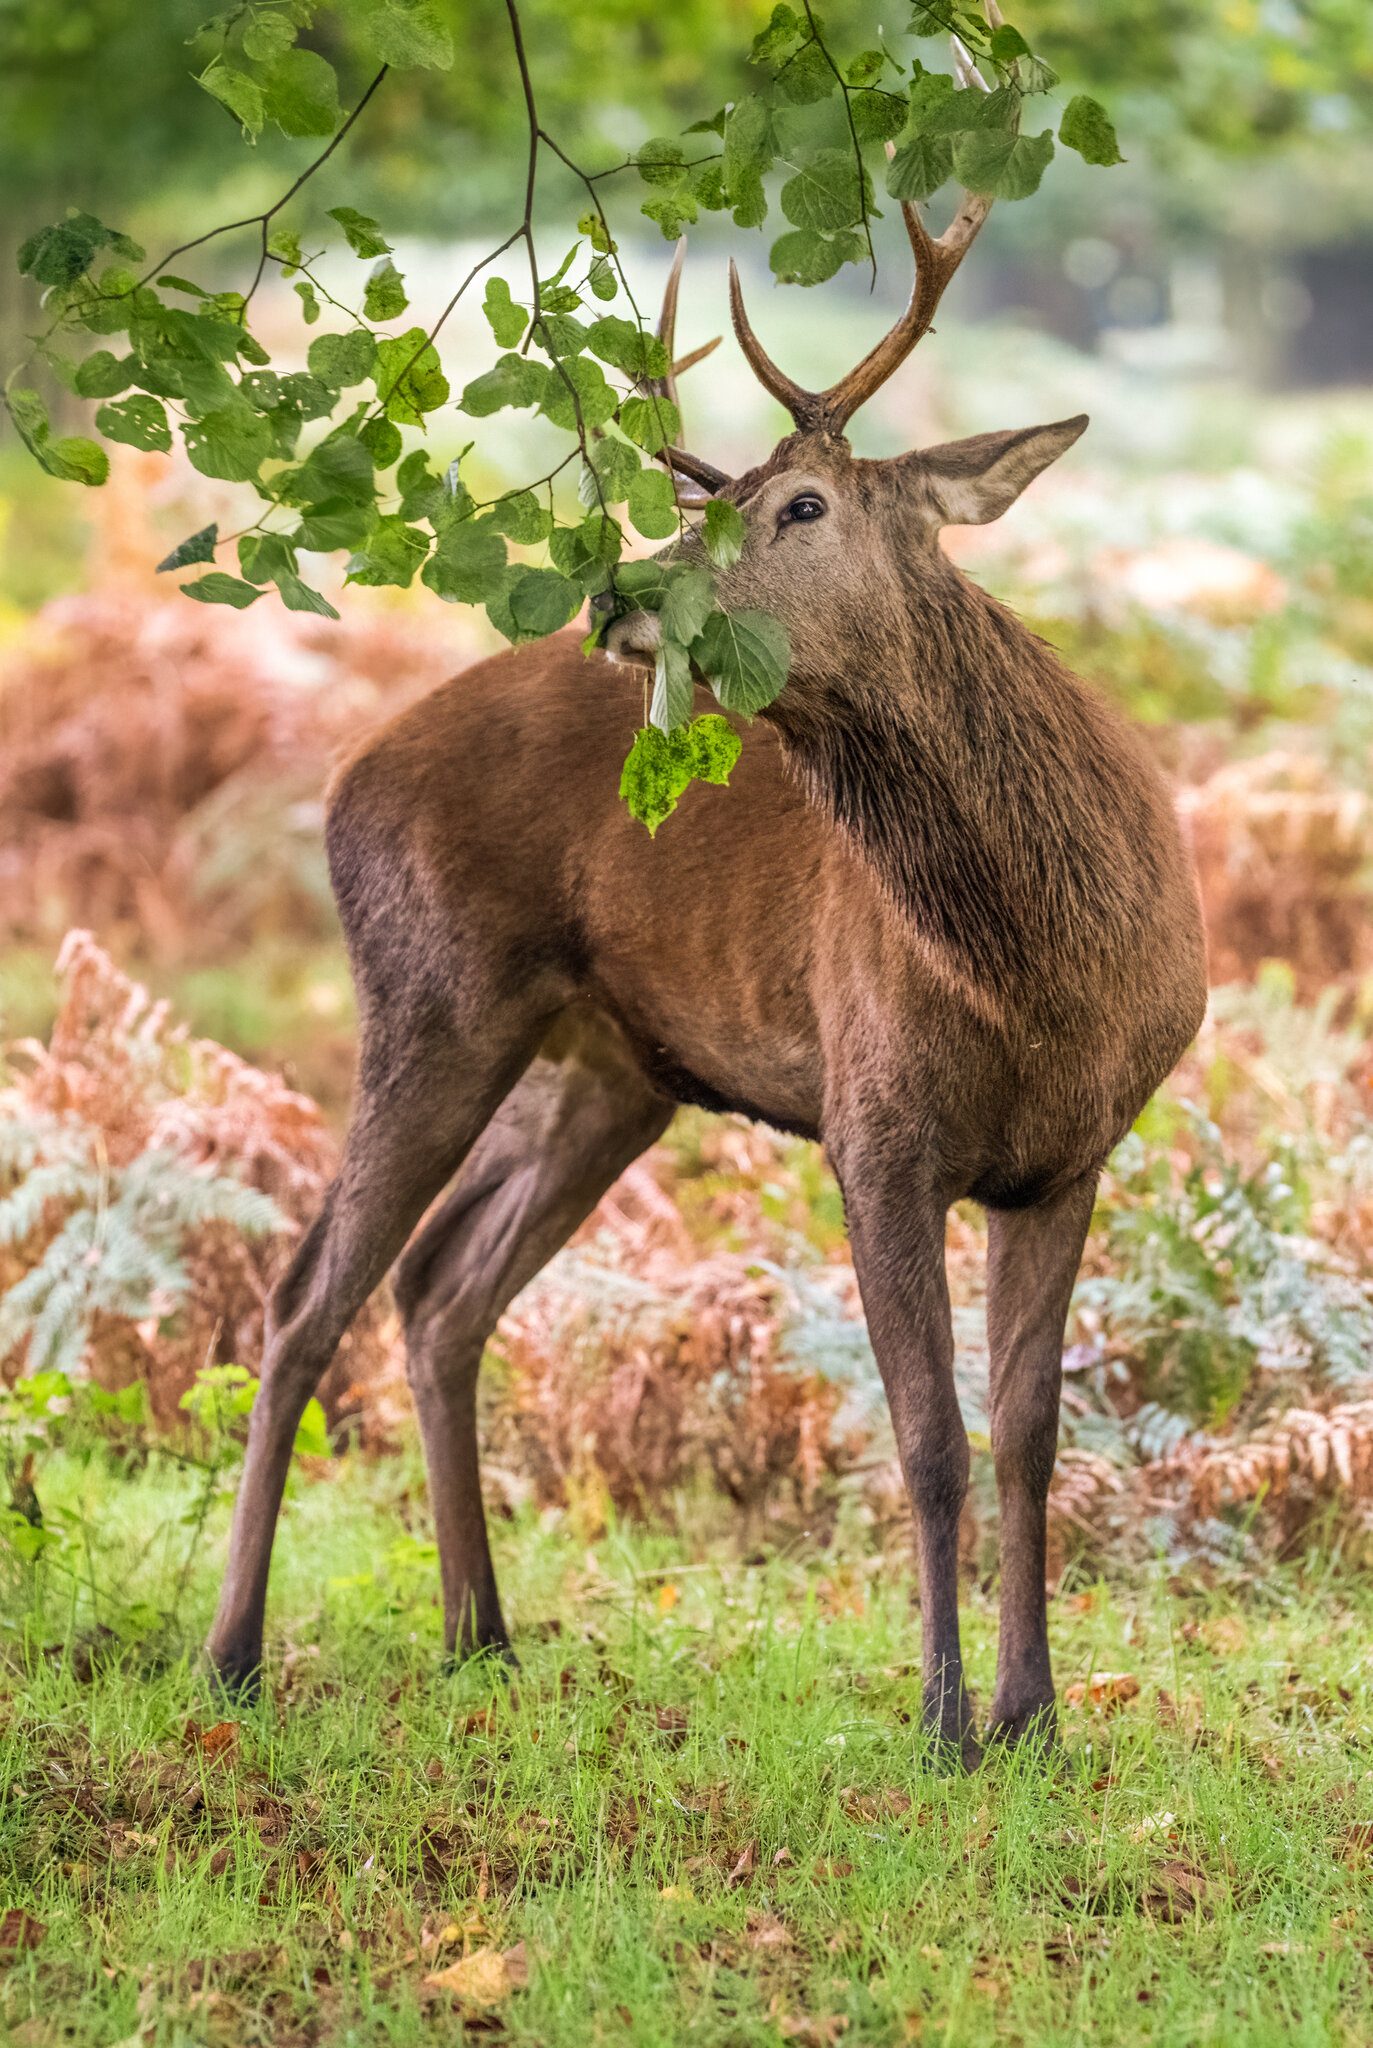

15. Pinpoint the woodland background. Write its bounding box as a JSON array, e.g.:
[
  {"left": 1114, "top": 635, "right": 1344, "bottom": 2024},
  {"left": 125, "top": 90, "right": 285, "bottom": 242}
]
[{"left": 2, "top": 0, "right": 1373, "bottom": 1610}]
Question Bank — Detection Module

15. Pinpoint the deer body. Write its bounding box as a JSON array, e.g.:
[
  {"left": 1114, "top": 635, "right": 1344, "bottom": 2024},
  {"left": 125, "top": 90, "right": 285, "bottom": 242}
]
[{"left": 208, "top": 140, "right": 1207, "bottom": 1757}]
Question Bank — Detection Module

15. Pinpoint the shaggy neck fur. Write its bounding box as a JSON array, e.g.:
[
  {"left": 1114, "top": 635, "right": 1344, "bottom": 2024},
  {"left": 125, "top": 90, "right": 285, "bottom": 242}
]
[{"left": 770, "top": 554, "right": 1177, "bottom": 1025}]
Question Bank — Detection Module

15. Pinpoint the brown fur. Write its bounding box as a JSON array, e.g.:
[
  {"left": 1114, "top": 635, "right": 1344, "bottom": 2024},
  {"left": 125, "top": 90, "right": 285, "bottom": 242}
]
[{"left": 207, "top": 418, "right": 1206, "bottom": 1762}]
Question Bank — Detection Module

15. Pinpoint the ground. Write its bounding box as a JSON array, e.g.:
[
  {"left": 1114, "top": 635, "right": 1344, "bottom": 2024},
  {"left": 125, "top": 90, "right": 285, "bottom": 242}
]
[{"left": 1, "top": 1450, "right": 1371, "bottom": 2047}]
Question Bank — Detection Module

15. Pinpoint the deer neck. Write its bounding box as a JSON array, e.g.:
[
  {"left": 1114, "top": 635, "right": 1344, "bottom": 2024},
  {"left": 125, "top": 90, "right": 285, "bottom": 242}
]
[{"left": 769, "top": 563, "right": 1161, "bottom": 1022}]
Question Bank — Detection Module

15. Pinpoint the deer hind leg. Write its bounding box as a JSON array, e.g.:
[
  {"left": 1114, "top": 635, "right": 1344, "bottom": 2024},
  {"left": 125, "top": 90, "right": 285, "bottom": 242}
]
[
  {"left": 985, "top": 1173, "right": 1097, "bottom": 1747},
  {"left": 838, "top": 1158, "right": 977, "bottom": 1768},
  {"left": 393, "top": 1013, "right": 672, "bottom": 1663},
  {"left": 206, "top": 1004, "right": 545, "bottom": 1697}
]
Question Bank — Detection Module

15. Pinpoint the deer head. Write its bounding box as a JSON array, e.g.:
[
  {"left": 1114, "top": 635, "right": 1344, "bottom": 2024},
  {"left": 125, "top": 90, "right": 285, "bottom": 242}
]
[{"left": 606, "top": 54, "right": 1088, "bottom": 703}]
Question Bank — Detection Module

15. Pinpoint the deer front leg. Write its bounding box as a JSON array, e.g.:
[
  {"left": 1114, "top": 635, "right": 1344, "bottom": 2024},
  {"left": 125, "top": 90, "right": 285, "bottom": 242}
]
[
  {"left": 840, "top": 1164, "right": 976, "bottom": 1768},
  {"left": 984, "top": 1174, "right": 1097, "bottom": 1747}
]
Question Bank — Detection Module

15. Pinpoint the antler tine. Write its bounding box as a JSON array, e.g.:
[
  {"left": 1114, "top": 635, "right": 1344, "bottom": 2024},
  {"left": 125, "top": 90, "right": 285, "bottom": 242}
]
[
  {"left": 727, "top": 259, "right": 828, "bottom": 431},
  {"left": 642, "top": 240, "right": 733, "bottom": 498},
  {"left": 728, "top": 21, "right": 998, "bottom": 438}
]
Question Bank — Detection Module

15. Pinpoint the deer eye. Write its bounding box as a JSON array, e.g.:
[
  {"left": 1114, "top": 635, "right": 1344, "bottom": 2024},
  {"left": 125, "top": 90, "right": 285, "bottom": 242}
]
[{"left": 784, "top": 493, "right": 826, "bottom": 524}]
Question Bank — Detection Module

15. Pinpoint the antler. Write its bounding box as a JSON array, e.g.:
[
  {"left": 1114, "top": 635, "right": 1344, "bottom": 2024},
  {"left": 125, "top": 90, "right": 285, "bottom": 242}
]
[
  {"left": 727, "top": 16, "right": 997, "bottom": 439},
  {"left": 645, "top": 240, "right": 732, "bottom": 502}
]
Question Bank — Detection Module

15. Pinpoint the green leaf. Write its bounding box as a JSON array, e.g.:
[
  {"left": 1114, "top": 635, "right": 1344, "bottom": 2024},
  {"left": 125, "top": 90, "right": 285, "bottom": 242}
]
[
  {"left": 267, "top": 227, "right": 303, "bottom": 272},
  {"left": 363, "top": 257, "right": 408, "bottom": 322},
  {"left": 197, "top": 59, "right": 264, "bottom": 138},
  {"left": 951, "top": 125, "right": 1054, "bottom": 200},
  {"left": 459, "top": 352, "right": 549, "bottom": 417},
  {"left": 296, "top": 501, "right": 378, "bottom": 550},
  {"left": 693, "top": 607, "right": 790, "bottom": 714},
  {"left": 19, "top": 213, "right": 140, "bottom": 288},
  {"left": 156, "top": 523, "right": 218, "bottom": 573},
  {"left": 723, "top": 95, "right": 772, "bottom": 229},
  {"left": 278, "top": 572, "right": 340, "bottom": 619},
  {"left": 540, "top": 355, "right": 618, "bottom": 433},
  {"left": 770, "top": 227, "right": 862, "bottom": 287},
  {"left": 534, "top": 311, "right": 587, "bottom": 359},
  {"left": 359, "top": 416, "right": 403, "bottom": 469},
  {"left": 588, "top": 255, "right": 618, "bottom": 302},
  {"left": 292, "top": 1396, "right": 332, "bottom": 1461},
  {"left": 627, "top": 466, "right": 680, "bottom": 540},
  {"left": 421, "top": 518, "right": 507, "bottom": 603},
  {"left": 345, "top": 515, "right": 430, "bottom": 588},
  {"left": 684, "top": 712, "right": 742, "bottom": 785},
  {"left": 851, "top": 88, "right": 910, "bottom": 144},
  {"left": 750, "top": 5, "right": 803, "bottom": 65},
  {"left": 181, "top": 572, "right": 262, "bottom": 608},
  {"left": 775, "top": 41, "right": 834, "bottom": 105},
  {"left": 329, "top": 206, "right": 392, "bottom": 259},
  {"left": 619, "top": 725, "right": 691, "bottom": 835},
  {"left": 373, "top": 325, "right": 450, "bottom": 424},
  {"left": 580, "top": 435, "right": 641, "bottom": 507},
  {"left": 703, "top": 498, "right": 745, "bottom": 568},
  {"left": 490, "top": 490, "right": 552, "bottom": 544},
  {"left": 281, "top": 429, "right": 377, "bottom": 508},
  {"left": 636, "top": 138, "right": 685, "bottom": 187},
  {"left": 260, "top": 47, "right": 340, "bottom": 139},
  {"left": 549, "top": 513, "right": 621, "bottom": 586},
  {"left": 618, "top": 395, "right": 681, "bottom": 455},
  {"left": 660, "top": 566, "right": 715, "bottom": 646},
  {"left": 368, "top": 0, "right": 454, "bottom": 71},
  {"left": 242, "top": 10, "right": 297, "bottom": 61},
  {"left": 74, "top": 350, "right": 133, "bottom": 399},
  {"left": 295, "top": 279, "right": 322, "bottom": 324},
  {"left": 846, "top": 48, "right": 885, "bottom": 86},
  {"left": 183, "top": 406, "right": 273, "bottom": 482},
  {"left": 95, "top": 395, "right": 172, "bottom": 452},
  {"left": 1059, "top": 94, "right": 1124, "bottom": 166},
  {"left": 585, "top": 317, "right": 668, "bottom": 380},
  {"left": 780, "top": 148, "right": 866, "bottom": 232},
  {"left": 482, "top": 277, "right": 528, "bottom": 349},
  {"left": 45, "top": 437, "right": 110, "bottom": 486},
  {"left": 238, "top": 532, "right": 298, "bottom": 585},
  {"left": 886, "top": 132, "right": 954, "bottom": 202},
  {"left": 508, "top": 568, "right": 584, "bottom": 636},
  {"left": 650, "top": 636, "right": 694, "bottom": 733},
  {"left": 990, "top": 23, "right": 1031, "bottom": 62},
  {"left": 307, "top": 328, "right": 377, "bottom": 387},
  {"left": 641, "top": 190, "right": 699, "bottom": 241}
]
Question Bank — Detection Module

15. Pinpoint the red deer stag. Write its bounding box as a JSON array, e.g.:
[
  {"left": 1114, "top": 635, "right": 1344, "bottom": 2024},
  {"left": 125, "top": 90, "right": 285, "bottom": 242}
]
[{"left": 208, "top": 153, "right": 1207, "bottom": 1763}]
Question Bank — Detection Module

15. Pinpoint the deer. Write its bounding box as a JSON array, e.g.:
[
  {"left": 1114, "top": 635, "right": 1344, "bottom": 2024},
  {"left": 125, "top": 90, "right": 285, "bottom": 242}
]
[{"left": 206, "top": 130, "right": 1207, "bottom": 1767}]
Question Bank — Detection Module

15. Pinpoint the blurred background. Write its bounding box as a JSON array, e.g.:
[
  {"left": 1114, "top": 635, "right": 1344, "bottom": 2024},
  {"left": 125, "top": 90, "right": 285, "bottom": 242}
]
[{"left": 2, "top": 0, "right": 1373, "bottom": 1574}]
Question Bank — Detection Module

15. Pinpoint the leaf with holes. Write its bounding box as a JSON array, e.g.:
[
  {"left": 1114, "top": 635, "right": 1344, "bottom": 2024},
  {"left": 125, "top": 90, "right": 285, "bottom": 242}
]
[
  {"left": 94, "top": 395, "right": 171, "bottom": 452},
  {"left": 693, "top": 608, "right": 789, "bottom": 715}
]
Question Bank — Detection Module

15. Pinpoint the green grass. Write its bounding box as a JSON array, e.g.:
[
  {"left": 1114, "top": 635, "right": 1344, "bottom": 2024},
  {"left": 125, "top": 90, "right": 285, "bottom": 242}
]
[{"left": 2, "top": 1450, "right": 1372, "bottom": 2046}]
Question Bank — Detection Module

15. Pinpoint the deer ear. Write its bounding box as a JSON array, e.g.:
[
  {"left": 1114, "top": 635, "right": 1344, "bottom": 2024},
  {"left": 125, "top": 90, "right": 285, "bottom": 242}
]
[{"left": 918, "top": 414, "right": 1088, "bottom": 527}]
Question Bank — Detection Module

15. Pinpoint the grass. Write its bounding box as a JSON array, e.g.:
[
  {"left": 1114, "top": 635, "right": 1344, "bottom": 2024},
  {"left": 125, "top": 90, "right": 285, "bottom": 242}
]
[{"left": 2, "top": 1449, "right": 1373, "bottom": 2047}]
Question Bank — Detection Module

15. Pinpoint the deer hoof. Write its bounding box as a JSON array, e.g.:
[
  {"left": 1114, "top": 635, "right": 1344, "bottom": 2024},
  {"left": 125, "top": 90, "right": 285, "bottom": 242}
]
[
  {"left": 985, "top": 1700, "right": 1058, "bottom": 1755},
  {"left": 206, "top": 1647, "right": 263, "bottom": 1704},
  {"left": 445, "top": 1635, "right": 518, "bottom": 1677}
]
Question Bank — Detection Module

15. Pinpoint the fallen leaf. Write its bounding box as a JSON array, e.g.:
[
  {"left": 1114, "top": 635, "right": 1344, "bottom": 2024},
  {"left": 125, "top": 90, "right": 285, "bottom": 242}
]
[
  {"left": 657, "top": 1583, "right": 679, "bottom": 1614},
  {"left": 1064, "top": 1672, "right": 1140, "bottom": 1713},
  {"left": 423, "top": 1943, "right": 527, "bottom": 2004},
  {"left": 1146, "top": 1858, "right": 1209, "bottom": 1920},
  {"left": 747, "top": 1911, "right": 794, "bottom": 1951},
  {"left": 725, "top": 1840, "right": 757, "bottom": 1887},
  {"left": 185, "top": 1720, "right": 240, "bottom": 1766},
  {"left": 0, "top": 1909, "right": 45, "bottom": 1956}
]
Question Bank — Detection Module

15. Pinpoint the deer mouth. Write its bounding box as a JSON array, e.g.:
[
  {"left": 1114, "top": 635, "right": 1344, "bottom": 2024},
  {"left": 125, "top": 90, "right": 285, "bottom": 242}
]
[{"left": 602, "top": 607, "right": 662, "bottom": 668}]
